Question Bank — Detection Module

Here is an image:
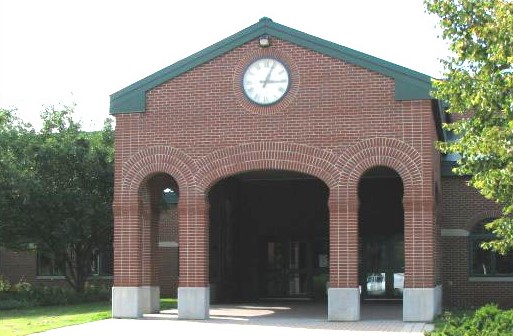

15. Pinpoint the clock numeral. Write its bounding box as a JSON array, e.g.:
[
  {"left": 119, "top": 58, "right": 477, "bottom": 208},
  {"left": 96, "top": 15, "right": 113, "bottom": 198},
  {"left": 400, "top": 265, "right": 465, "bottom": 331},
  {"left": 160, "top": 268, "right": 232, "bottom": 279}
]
[
  {"left": 262, "top": 96, "right": 269, "bottom": 104},
  {"left": 253, "top": 93, "right": 260, "bottom": 102},
  {"left": 264, "top": 60, "right": 271, "bottom": 68},
  {"left": 278, "top": 87, "right": 286, "bottom": 93}
]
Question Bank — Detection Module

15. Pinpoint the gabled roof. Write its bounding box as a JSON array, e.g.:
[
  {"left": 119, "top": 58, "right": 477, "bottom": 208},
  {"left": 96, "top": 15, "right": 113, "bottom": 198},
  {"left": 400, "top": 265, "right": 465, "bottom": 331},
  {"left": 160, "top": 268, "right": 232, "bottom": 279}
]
[{"left": 110, "top": 17, "right": 434, "bottom": 114}]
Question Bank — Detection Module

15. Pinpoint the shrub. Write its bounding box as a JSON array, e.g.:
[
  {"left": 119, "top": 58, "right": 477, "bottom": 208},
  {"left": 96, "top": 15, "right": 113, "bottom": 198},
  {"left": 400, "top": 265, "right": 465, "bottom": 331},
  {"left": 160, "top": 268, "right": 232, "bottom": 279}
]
[
  {"left": 0, "top": 275, "right": 11, "bottom": 292},
  {"left": 0, "top": 278, "right": 111, "bottom": 310},
  {"left": 427, "top": 304, "right": 513, "bottom": 336},
  {"left": 0, "top": 298, "right": 30, "bottom": 310}
]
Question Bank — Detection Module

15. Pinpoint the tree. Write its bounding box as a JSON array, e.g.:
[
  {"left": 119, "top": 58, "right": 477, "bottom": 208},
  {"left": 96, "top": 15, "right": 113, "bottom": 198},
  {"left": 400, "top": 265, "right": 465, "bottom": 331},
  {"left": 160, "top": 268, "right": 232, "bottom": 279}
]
[
  {"left": 0, "top": 106, "right": 114, "bottom": 292},
  {"left": 425, "top": 0, "right": 513, "bottom": 253}
]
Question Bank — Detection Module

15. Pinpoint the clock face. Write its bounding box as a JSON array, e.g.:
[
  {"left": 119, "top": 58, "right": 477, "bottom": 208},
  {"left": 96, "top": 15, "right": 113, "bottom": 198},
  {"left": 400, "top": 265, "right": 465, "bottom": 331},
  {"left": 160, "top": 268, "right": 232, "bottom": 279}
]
[{"left": 242, "top": 58, "right": 290, "bottom": 105}]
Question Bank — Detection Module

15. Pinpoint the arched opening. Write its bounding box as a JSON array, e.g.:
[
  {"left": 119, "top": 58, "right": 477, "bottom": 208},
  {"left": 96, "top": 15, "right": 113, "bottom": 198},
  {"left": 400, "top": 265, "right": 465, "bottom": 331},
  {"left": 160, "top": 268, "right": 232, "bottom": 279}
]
[
  {"left": 358, "top": 166, "right": 404, "bottom": 302},
  {"left": 138, "top": 173, "right": 180, "bottom": 305},
  {"left": 208, "top": 170, "right": 329, "bottom": 303}
]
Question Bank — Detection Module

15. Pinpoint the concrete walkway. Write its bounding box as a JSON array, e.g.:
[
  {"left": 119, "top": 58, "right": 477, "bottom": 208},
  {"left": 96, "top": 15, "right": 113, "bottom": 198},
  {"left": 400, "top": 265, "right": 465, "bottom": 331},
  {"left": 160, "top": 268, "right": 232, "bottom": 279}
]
[{"left": 34, "top": 302, "right": 434, "bottom": 336}]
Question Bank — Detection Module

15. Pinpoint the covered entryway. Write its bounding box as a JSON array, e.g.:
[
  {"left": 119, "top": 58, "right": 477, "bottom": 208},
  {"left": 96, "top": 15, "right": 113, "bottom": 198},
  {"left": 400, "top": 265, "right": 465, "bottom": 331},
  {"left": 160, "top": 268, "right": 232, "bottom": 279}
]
[
  {"left": 358, "top": 167, "right": 404, "bottom": 305},
  {"left": 208, "top": 170, "right": 329, "bottom": 303}
]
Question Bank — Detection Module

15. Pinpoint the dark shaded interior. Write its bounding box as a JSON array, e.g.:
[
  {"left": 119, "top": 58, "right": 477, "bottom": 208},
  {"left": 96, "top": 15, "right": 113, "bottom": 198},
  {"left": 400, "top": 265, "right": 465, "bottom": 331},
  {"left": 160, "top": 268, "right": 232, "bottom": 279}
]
[
  {"left": 358, "top": 166, "right": 404, "bottom": 301},
  {"left": 209, "top": 170, "right": 329, "bottom": 303}
]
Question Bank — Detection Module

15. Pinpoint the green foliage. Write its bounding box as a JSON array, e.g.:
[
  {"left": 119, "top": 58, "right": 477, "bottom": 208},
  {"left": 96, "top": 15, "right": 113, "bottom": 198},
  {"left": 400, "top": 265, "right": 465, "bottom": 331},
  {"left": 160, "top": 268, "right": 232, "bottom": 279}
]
[
  {"left": 0, "top": 275, "right": 12, "bottom": 292},
  {"left": 0, "top": 105, "right": 114, "bottom": 292},
  {"left": 0, "top": 280, "right": 111, "bottom": 310},
  {"left": 425, "top": 0, "right": 513, "bottom": 253},
  {"left": 427, "top": 304, "right": 513, "bottom": 335}
]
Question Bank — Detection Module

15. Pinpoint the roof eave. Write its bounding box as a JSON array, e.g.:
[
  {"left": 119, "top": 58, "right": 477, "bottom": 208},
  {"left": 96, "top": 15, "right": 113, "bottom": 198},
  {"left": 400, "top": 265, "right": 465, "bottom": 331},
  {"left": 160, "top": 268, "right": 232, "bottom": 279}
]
[{"left": 110, "top": 17, "right": 433, "bottom": 114}]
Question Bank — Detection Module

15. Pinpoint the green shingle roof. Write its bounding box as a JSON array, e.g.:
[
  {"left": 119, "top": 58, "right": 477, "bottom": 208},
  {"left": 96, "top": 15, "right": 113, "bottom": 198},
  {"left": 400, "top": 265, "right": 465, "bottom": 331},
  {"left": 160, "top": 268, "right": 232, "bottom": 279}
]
[{"left": 110, "top": 17, "right": 434, "bottom": 114}]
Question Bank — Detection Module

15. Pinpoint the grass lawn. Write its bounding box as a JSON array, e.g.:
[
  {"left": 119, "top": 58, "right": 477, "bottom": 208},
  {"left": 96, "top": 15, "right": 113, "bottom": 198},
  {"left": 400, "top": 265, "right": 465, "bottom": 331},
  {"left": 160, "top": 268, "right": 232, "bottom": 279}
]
[{"left": 0, "top": 298, "right": 177, "bottom": 336}]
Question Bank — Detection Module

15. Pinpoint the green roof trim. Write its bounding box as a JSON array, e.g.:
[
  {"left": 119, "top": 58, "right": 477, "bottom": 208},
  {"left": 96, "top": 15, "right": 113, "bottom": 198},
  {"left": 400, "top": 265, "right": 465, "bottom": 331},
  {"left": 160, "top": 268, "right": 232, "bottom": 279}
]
[{"left": 110, "top": 17, "right": 434, "bottom": 114}]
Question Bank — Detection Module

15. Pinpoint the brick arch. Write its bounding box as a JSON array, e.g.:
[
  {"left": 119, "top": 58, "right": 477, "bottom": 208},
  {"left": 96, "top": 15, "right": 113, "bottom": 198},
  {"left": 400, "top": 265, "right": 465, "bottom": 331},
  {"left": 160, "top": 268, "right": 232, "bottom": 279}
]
[
  {"left": 196, "top": 142, "right": 339, "bottom": 191},
  {"left": 466, "top": 210, "right": 503, "bottom": 232},
  {"left": 329, "top": 137, "right": 428, "bottom": 289},
  {"left": 336, "top": 137, "right": 423, "bottom": 195},
  {"left": 121, "top": 145, "right": 198, "bottom": 197}
]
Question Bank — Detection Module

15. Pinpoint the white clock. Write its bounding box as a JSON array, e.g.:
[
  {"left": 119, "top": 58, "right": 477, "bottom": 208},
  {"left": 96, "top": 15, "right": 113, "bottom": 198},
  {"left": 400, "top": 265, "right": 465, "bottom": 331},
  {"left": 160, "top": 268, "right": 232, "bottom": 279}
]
[{"left": 242, "top": 58, "right": 290, "bottom": 105}]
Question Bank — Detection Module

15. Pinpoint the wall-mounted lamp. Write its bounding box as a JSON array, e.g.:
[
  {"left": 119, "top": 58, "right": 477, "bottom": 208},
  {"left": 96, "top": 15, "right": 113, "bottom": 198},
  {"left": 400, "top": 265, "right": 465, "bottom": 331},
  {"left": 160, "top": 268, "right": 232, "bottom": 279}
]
[{"left": 259, "top": 35, "right": 270, "bottom": 47}]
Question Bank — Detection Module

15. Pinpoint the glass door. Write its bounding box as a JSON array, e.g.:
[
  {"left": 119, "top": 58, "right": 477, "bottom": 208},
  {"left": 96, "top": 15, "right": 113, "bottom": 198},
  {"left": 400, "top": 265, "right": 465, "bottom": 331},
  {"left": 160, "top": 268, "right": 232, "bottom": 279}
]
[
  {"left": 265, "top": 240, "right": 310, "bottom": 298},
  {"left": 361, "top": 235, "right": 404, "bottom": 300}
]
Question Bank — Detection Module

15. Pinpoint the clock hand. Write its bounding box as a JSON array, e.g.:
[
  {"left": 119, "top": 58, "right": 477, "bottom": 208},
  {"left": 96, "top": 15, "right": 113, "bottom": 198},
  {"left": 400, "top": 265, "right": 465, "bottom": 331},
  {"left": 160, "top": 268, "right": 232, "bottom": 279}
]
[
  {"left": 259, "top": 79, "right": 288, "bottom": 84},
  {"left": 262, "top": 61, "right": 277, "bottom": 88}
]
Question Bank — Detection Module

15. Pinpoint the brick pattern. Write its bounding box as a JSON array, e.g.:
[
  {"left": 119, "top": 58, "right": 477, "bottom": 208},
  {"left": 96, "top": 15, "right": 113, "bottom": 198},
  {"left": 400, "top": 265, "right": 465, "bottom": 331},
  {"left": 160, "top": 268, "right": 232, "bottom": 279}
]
[
  {"left": 113, "top": 37, "right": 438, "bottom": 292},
  {"left": 0, "top": 248, "right": 112, "bottom": 288},
  {"left": 441, "top": 177, "right": 513, "bottom": 308},
  {"left": 159, "top": 205, "right": 178, "bottom": 243},
  {"left": 158, "top": 205, "right": 179, "bottom": 296}
]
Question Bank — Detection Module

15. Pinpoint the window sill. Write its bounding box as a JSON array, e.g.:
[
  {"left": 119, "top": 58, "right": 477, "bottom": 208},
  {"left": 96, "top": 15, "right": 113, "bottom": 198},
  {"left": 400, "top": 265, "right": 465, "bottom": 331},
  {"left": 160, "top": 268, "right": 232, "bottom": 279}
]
[
  {"left": 36, "top": 276, "right": 66, "bottom": 280},
  {"left": 469, "top": 277, "right": 513, "bottom": 282},
  {"left": 88, "top": 275, "right": 113, "bottom": 280}
]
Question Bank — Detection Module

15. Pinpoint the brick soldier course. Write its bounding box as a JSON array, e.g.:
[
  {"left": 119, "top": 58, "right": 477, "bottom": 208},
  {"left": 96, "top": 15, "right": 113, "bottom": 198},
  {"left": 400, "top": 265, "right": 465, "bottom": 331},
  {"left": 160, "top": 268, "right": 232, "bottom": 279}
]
[{"left": 105, "top": 18, "right": 509, "bottom": 322}]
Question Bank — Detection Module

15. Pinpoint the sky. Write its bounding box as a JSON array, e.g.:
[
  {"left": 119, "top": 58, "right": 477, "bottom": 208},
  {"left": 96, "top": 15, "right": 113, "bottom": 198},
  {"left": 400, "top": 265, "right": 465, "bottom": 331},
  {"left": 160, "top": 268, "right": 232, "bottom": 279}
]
[{"left": 0, "top": 0, "right": 450, "bottom": 130}]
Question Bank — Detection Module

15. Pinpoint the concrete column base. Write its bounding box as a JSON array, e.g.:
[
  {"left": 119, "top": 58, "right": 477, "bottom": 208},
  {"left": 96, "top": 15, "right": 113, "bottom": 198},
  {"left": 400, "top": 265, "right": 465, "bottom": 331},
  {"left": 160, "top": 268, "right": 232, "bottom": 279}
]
[
  {"left": 178, "top": 287, "right": 209, "bottom": 319},
  {"left": 403, "top": 285, "right": 442, "bottom": 322},
  {"left": 141, "top": 286, "right": 160, "bottom": 314},
  {"left": 328, "top": 287, "right": 360, "bottom": 321},
  {"left": 112, "top": 286, "right": 160, "bottom": 318},
  {"left": 112, "top": 287, "right": 142, "bottom": 318}
]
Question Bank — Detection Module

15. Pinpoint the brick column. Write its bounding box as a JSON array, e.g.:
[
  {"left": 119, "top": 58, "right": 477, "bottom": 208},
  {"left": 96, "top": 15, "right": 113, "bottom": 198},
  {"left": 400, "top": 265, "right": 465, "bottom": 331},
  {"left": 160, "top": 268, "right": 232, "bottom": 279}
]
[
  {"left": 327, "top": 187, "right": 360, "bottom": 321},
  {"left": 403, "top": 195, "right": 441, "bottom": 321},
  {"left": 112, "top": 201, "right": 146, "bottom": 318},
  {"left": 177, "top": 193, "right": 209, "bottom": 319},
  {"left": 139, "top": 195, "right": 160, "bottom": 314}
]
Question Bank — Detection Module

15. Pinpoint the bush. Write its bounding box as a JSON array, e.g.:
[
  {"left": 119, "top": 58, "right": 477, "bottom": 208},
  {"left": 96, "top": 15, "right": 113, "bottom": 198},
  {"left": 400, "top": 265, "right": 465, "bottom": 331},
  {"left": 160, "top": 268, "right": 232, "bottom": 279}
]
[
  {"left": 0, "top": 275, "right": 11, "bottom": 292},
  {"left": 0, "top": 298, "right": 30, "bottom": 310},
  {"left": 0, "top": 278, "right": 111, "bottom": 310},
  {"left": 427, "top": 304, "right": 513, "bottom": 336}
]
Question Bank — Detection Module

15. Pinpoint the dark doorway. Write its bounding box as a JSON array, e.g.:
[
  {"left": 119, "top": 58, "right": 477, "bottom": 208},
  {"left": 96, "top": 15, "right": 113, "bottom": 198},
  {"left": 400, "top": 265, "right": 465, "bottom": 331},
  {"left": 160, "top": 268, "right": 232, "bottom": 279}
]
[
  {"left": 208, "top": 170, "right": 329, "bottom": 303},
  {"left": 358, "top": 166, "right": 404, "bottom": 301}
]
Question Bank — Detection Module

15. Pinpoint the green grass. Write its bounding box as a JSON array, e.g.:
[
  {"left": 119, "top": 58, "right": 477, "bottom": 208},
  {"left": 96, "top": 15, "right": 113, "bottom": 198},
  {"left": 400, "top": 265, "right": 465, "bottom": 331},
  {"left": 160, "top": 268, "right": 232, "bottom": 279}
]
[{"left": 0, "top": 298, "right": 177, "bottom": 336}]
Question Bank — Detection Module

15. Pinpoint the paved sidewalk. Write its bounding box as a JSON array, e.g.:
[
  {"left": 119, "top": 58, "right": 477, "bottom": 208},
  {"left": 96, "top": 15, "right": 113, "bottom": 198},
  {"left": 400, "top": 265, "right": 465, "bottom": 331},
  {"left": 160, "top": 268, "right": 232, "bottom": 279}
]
[
  {"left": 34, "top": 302, "right": 434, "bottom": 336},
  {"left": 34, "top": 319, "right": 432, "bottom": 336}
]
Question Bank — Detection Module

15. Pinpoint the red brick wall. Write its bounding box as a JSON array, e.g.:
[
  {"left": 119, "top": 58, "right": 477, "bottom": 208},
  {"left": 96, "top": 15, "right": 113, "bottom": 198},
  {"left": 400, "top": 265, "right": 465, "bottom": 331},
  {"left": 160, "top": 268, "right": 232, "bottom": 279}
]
[
  {"left": 0, "top": 248, "right": 42, "bottom": 285},
  {"left": 158, "top": 205, "right": 179, "bottom": 296},
  {"left": 441, "top": 177, "right": 513, "bottom": 308},
  {"left": 113, "top": 37, "right": 438, "bottom": 291},
  {"left": 0, "top": 248, "right": 112, "bottom": 289}
]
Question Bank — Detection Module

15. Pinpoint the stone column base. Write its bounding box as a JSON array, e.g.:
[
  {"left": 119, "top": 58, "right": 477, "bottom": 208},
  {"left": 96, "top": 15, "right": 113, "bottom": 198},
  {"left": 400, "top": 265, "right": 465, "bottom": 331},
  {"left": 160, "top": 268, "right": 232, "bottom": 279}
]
[
  {"left": 328, "top": 287, "right": 360, "bottom": 321},
  {"left": 178, "top": 287, "right": 209, "bottom": 319},
  {"left": 112, "top": 286, "right": 160, "bottom": 318},
  {"left": 141, "top": 286, "right": 160, "bottom": 314},
  {"left": 403, "top": 285, "right": 442, "bottom": 322}
]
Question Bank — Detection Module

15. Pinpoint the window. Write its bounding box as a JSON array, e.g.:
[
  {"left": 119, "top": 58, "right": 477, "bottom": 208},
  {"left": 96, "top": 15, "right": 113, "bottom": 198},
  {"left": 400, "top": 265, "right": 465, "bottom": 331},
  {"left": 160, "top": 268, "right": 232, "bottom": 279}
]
[
  {"left": 470, "top": 220, "right": 513, "bottom": 276},
  {"left": 90, "top": 248, "right": 113, "bottom": 276},
  {"left": 37, "top": 251, "right": 65, "bottom": 276},
  {"left": 37, "top": 248, "right": 113, "bottom": 277}
]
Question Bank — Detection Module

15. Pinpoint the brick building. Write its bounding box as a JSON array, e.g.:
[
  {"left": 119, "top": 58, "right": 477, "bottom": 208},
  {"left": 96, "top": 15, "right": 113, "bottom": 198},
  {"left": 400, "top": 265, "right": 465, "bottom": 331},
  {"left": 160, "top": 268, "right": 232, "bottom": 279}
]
[{"left": 4, "top": 17, "right": 508, "bottom": 322}]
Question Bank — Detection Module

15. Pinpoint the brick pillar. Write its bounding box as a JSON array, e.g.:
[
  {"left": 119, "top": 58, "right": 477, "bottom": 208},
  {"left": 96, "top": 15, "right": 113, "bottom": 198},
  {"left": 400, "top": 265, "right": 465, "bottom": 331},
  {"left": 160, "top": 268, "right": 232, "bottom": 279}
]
[
  {"left": 139, "top": 192, "right": 160, "bottom": 314},
  {"left": 112, "top": 200, "right": 147, "bottom": 318},
  {"left": 327, "top": 186, "right": 360, "bottom": 321},
  {"left": 177, "top": 193, "right": 209, "bottom": 319},
  {"left": 403, "top": 194, "right": 441, "bottom": 321}
]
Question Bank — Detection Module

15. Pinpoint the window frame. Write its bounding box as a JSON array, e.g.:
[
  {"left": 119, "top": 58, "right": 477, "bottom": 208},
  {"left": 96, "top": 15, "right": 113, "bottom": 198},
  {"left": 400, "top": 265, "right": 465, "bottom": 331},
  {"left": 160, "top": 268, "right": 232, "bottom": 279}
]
[
  {"left": 469, "top": 220, "right": 513, "bottom": 277},
  {"left": 36, "top": 251, "right": 66, "bottom": 277}
]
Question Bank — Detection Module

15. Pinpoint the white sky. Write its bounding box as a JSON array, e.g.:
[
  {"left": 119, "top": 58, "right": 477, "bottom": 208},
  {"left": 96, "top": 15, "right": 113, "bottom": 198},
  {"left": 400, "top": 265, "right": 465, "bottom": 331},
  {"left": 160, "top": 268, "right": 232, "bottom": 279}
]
[{"left": 0, "top": 0, "right": 449, "bottom": 130}]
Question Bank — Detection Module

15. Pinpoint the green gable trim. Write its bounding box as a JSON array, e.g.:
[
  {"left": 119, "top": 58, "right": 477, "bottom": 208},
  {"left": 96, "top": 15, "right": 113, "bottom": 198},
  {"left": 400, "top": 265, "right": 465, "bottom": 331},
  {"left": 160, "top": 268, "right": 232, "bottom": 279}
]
[{"left": 110, "top": 17, "right": 433, "bottom": 114}]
